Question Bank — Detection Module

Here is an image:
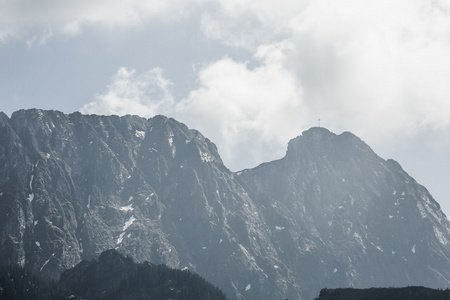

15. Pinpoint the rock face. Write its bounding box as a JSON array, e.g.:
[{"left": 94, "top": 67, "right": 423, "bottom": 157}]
[
  {"left": 237, "top": 128, "right": 450, "bottom": 298},
  {"left": 0, "top": 109, "right": 449, "bottom": 300}
]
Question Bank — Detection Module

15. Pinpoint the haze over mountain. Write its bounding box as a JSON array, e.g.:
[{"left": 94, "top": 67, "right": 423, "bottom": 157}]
[{"left": 0, "top": 109, "right": 449, "bottom": 299}]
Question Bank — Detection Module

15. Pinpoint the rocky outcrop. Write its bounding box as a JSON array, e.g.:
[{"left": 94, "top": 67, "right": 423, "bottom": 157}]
[{"left": 0, "top": 109, "right": 449, "bottom": 300}]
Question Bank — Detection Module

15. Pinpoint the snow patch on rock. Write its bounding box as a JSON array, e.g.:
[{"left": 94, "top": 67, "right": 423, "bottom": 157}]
[
  {"left": 120, "top": 204, "right": 134, "bottom": 212},
  {"left": 135, "top": 130, "right": 146, "bottom": 139}
]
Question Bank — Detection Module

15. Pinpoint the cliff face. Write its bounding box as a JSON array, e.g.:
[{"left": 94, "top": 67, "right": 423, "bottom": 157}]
[
  {"left": 0, "top": 109, "right": 449, "bottom": 300},
  {"left": 0, "top": 109, "right": 278, "bottom": 299},
  {"left": 237, "top": 127, "right": 450, "bottom": 298}
]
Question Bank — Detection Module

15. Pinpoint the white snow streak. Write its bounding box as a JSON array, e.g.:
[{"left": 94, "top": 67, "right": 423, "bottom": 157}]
[
  {"left": 434, "top": 226, "right": 448, "bottom": 245},
  {"left": 28, "top": 193, "right": 35, "bottom": 202},
  {"left": 117, "top": 215, "right": 136, "bottom": 245},
  {"left": 120, "top": 204, "right": 134, "bottom": 212},
  {"left": 29, "top": 175, "right": 34, "bottom": 190},
  {"left": 123, "top": 215, "right": 136, "bottom": 231},
  {"left": 40, "top": 253, "right": 54, "bottom": 272},
  {"left": 135, "top": 130, "right": 146, "bottom": 139},
  {"left": 417, "top": 202, "right": 427, "bottom": 219},
  {"left": 28, "top": 174, "right": 35, "bottom": 202},
  {"left": 199, "top": 150, "right": 213, "bottom": 163},
  {"left": 117, "top": 232, "right": 126, "bottom": 245}
]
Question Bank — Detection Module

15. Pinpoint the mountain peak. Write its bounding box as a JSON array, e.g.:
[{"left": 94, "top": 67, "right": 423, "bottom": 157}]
[
  {"left": 303, "top": 126, "right": 333, "bottom": 135},
  {"left": 286, "top": 127, "right": 373, "bottom": 163}
]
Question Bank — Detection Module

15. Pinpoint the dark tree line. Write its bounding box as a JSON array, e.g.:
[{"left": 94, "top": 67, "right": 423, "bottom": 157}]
[
  {"left": 0, "top": 256, "right": 228, "bottom": 300},
  {"left": 0, "top": 263, "right": 60, "bottom": 300},
  {"left": 314, "top": 286, "right": 450, "bottom": 300}
]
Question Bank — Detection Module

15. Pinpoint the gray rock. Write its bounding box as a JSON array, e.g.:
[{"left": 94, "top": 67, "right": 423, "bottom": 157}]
[{"left": 0, "top": 110, "right": 449, "bottom": 300}]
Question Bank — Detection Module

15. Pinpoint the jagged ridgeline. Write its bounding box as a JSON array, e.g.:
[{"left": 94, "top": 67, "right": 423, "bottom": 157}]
[
  {"left": 1, "top": 109, "right": 450, "bottom": 300},
  {"left": 0, "top": 249, "right": 228, "bottom": 300}
]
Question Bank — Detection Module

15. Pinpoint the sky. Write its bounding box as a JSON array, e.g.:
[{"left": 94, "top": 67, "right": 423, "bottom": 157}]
[{"left": 1, "top": 0, "right": 450, "bottom": 216}]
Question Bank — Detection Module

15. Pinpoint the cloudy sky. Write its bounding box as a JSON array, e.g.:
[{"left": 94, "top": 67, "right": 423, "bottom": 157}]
[{"left": 1, "top": 0, "right": 450, "bottom": 215}]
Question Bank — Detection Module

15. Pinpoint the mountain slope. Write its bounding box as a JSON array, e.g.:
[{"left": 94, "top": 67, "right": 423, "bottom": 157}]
[
  {"left": 0, "top": 110, "right": 449, "bottom": 300},
  {"left": 0, "top": 109, "right": 281, "bottom": 299},
  {"left": 237, "top": 127, "right": 450, "bottom": 298}
]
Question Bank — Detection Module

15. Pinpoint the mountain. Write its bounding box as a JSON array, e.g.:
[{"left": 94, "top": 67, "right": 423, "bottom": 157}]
[
  {"left": 237, "top": 127, "right": 450, "bottom": 298},
  {"left": 0, "top": 249, "right": 227, "bottom": 300},
  {"left": 0, "top": 109, "right": 449, "bottom": 300},
  {"left": 314, "top": 287, "right": 450, "bottom": 300}
]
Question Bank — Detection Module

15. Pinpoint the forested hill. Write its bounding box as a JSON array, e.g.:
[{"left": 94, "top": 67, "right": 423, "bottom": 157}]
[
  {"left": 314, "top": 287, "right": 450, "bottom": 300},
  {"left": 0, "top": 249, "right": 228, "bottom": 300}
]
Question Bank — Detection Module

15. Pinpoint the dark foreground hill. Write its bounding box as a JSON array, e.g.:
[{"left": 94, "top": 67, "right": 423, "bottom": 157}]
[
  {"left": 1, "top": 109, "right": 450, "bottom": 299},
  {"left": 0, "top": 249, "right": 227, "bottom": 300},
  {"left": 314, "top": 286, "right": 450, "bottom": 300}
]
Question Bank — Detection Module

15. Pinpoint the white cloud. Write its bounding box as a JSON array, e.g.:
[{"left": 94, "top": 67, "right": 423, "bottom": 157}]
[
  {"left": 200, "top": 0, "right": 306, "bottom": 49},
  {"left": 0, "top": 0, "right": 210, "bottom": 42},
  {"left": 78, "top": 44, "right": 309, "bottom": 170},
  {"left": 199, "top": 0, "right": 450, "bottom": 154},
  {"left": 177, "top": 41, "right": 308, "bottom": 170},
  {"left": 70, "top": 0, "right": 450, "bottom": 171},
  {"left": 80, "top": 67, "right": 174, "bottom": 117}
]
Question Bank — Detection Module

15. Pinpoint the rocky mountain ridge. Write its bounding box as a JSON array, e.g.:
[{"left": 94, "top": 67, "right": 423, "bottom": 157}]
[{"left": 0, "top": 109, "right": 449, "bottom": 300}]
